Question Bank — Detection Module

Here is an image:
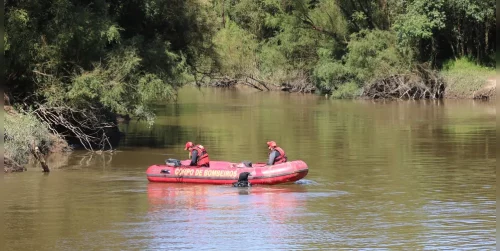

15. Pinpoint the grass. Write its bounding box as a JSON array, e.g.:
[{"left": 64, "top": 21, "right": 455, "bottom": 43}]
[
  {"left": 4, "top": 107, "right": 55, "bottom": 165},
  {"left": 440, "top": 58, "right": 495, "bottom": 98}
]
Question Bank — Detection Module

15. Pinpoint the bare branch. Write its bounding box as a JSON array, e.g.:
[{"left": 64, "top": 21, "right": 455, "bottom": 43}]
[
  {"left": 32, "top": 70, "right": 54, "bottom": 77},
  {"left": 32, "top": 103, "right": 117, "bottom": 151},
  {"left": 362, "top": 66, "right": 445, "bottom": 100}
]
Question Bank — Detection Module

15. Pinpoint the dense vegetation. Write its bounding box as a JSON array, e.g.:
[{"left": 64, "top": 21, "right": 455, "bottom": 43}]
[
  {"left": 5, "top": 0, "right": 496, "bottom": 103},
  {"left": 210, "top": 0, "right": 495, "bottom": 96},
  {"left": 3, "top": 0, "right": 496, "bottom": 167},
  {"left": 5, "top": 0, "right": 218, "bottom": 120},
  {"left": 5, "top": 0, "right": 219, "bottom": 157}
]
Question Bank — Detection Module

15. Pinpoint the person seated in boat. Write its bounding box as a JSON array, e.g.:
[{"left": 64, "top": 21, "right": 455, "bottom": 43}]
[
  {"left": 184, "top": 142, "right": 210, "bottom": 167},
  {"left": 266, "top": 141, "right": 287, "bottom": 166}
]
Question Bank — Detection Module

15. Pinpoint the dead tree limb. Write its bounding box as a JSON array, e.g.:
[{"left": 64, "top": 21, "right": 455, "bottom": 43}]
[
  {"left": 32, "top": 145, "right": 50, "bottom": 172},
  {"left": 362, "top": 67, "right": 445, "bottom": 100},
  {"left": 32, "top": 103, "right": 116, "bottom": 151}
]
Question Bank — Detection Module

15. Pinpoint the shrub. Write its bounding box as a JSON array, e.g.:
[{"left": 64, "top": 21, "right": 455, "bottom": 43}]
[
  {"left": 331, "top": 82, "right": 362, "bottom": 99},
  {"left": 4, "top": 109, "right": 55, "bottom": 165}
]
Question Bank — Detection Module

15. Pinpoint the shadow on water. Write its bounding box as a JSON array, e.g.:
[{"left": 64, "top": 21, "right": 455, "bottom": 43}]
[{"left": 118, "top": 124, "right": 188, "bottom": 148}]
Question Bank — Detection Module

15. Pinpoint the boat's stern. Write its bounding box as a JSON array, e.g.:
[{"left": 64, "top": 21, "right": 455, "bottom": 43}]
[{"left": 290, "top": 160, "right": 309, "bottom": 181}]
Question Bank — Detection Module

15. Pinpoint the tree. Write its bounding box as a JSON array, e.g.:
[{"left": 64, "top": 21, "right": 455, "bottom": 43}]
[{"left": 5, "top": 0, "right": 219, "bottom": 149}]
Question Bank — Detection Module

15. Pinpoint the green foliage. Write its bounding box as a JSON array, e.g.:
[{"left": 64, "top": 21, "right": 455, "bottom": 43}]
[
  {"left": 308, "top": 0, "right": 348, "bottom": 37},
  {"left": 331, "top": 82, "right": 361, "bottom": 99},
  {"left": 5, "top": 0, "right": 213, "bottom": 120},
  {"left": 228, "top": 0, "right": 268, "bottom": 39},
  {"left": 4, "top": 0, "right": 222, "bottom": 152},
  {"left": 213, "top": 0, "right": 349, "bottom": 86},
  {"left": 393, "top": 0, "right": 495, "bottom": 64},
  {"left": 335, "top": 0, "right": 394, "bottom": 31},
  {"left": 313, "top": 57, "right": 350, "bottom": 91},
  {"left": 5, "top": 0, "right": 496, "bottom": 113},
  {"left": 213, "top": 21, "right": 259, "bottom": 77},
  {"left": 345, "top": 30, "right": 410, "bottom": 83},
  {"left": 313, "top": 29, "right": 410, "bottom": 94},
  {"left": 211, "top": 0, "right": 495, "bottom": 98},
  {"left": 394, "top": 0, "right": 446, "bottom": 42}
]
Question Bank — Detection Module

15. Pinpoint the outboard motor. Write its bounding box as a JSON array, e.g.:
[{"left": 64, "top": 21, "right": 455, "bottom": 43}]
[
  {"left": 241, "top": 161, "right": 252, "bottom": 167},
  {"left": 165, "top": 158, "right": 181, "bottom": 167},
  {"left": 234, "top": 161, "right": 253, "bottom": 168},
  {"left": 233, "top": 172, "right": 252, "bottom": 187}
]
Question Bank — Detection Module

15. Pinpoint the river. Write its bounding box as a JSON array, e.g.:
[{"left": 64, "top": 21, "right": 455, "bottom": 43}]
[{"left": 2, "top": 87, "right": 496, "bottom": 250}]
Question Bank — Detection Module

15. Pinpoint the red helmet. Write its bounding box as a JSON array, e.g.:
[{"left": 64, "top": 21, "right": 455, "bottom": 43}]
[
  {"left": 184, "top": 141, "right": 194, "bottom": 150},
  {"left": 267, "top": 141, "right": 277, "bottom": 148}
]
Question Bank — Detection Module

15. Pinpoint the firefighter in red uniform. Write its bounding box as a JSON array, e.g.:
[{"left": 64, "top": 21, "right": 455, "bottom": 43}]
[
  {"left": 266, "top": 141, "right": 287, "bottom": 166},
  {"left": 184, "top": 142, "right": 210, "bottom": 167}
]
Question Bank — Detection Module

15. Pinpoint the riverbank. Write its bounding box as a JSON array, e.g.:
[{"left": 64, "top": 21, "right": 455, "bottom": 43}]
[
  {"left": 204, "top": 70, "right": 496, "bottom": 101},
  {"left": 440, "top": 59, "right": 496, "bottom": 100},
  {"left": 214, "top": 58, "right": 496, "bottom": 100},
  {"left": 4, "top": 105, "right": 71, "bottom": 172}
]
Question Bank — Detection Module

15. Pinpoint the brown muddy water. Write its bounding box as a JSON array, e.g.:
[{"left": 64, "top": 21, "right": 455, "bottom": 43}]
[{"left": 2, "top": 87, "right": 496, "bottom": 250}]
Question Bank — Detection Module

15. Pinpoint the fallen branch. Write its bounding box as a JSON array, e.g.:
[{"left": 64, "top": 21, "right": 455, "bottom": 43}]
[
  {"left": 208, "top": 76, "right": 267, "bottom": 91},
  {"left": 32, "top": 103, "right": 116, "bottom": 151},
  {"left": 280, "top": 73, "right": 316, "bottom": 93},
  {"left": 362, "top": 67, "right": 445, "bottom": 100},
  {"left": 242, "top": 77, "right": 265, "bottom": 91},
  {"left": 4, "top": 156, "right": 26, "bottom": 173},
  {"left": 244, "top": 75, "right": 270, "bottom": 91},
  {"left": 206, "top": 73, "right": 315, "bottom": 93}
]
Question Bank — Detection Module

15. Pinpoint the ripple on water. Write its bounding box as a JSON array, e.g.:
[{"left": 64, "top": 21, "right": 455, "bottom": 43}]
[{"left": 294, "top": 179, "right": 318, "bottom": 185}]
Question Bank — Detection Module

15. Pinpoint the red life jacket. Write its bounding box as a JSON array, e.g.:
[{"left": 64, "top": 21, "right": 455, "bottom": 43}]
[
  {"left": 269, "top": 146, "right": 287, "bottom": 165},
  {"left": 191, "top": 145, "right": 210, "bottom": 166}
]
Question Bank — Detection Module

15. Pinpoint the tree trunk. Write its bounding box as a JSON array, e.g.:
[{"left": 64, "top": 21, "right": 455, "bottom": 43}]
[
  {"left": 484, "top": 21, "right": 489, "bottom": 55},
  {"left": 33, "top": 146, "right": 50, "bottom": 172},
  {"left": 448, "top": 39, "right": 457, "bottom": 60},
  {"left": 430, "top": 37, "right": 437, "bottom": 66},
  {"left": 476, "top": 29, "right": 481, "bottom": 63},
  {"left": 221, "top": 0, "right": 225, "bottom": 28},
  {"left": 379, "top": 0, "right": 388, "bottom": 29},
  {"left": 457, "top": 19, "right": 464, "bottom": 57},
  {"left": 4, "top": 93, "right": 11, "bottom": 105}
]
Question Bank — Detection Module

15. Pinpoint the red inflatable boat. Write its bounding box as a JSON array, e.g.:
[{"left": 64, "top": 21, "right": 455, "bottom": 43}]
[{"left": 146, "top": 160, "right": 308, "bottom": 185}]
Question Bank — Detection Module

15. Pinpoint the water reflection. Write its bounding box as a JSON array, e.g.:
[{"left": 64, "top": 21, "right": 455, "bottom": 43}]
[
  {"left": 144, "top": 183, "right": 309, "bottom": 249},
  {"left": 146, "top": 183, "right": 307, "bottom": 211}
]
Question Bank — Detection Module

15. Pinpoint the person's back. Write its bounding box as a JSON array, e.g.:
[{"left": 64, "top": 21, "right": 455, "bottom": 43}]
[
  {"left": 184, "top": 142, "right": 210, "bottom": 167},
  {"left": 266, "top": 141, "right": 287, "bottom": 165}
]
